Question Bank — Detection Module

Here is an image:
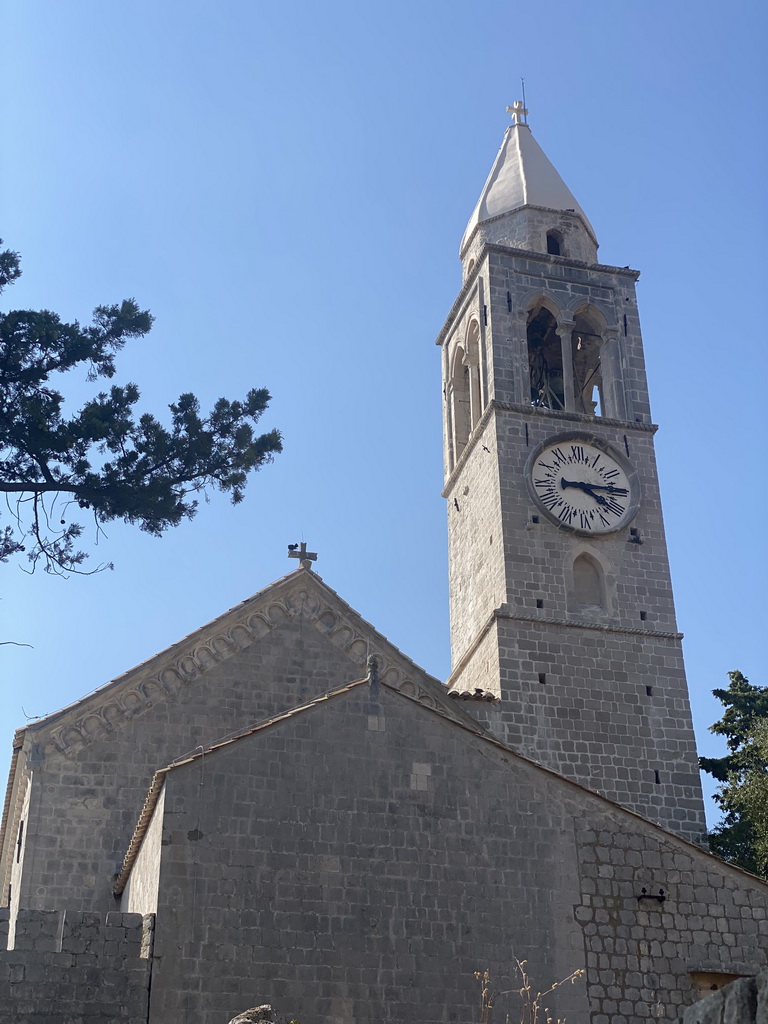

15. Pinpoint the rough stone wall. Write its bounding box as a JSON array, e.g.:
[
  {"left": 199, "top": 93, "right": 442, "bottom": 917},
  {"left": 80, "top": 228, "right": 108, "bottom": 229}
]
[
  {"left": 17, "top": 609, "right": 381, "bottom": 912},
  {"left": 0, "top": 908, "right": 152, "bottom": 1023},
  {"left": 575, "top": 818, "right": 768, "bottom": 1022},
  {"left": 494, "top": 615, "right": 704, "bottom": 839},
  {"left": 444, "top": 413, "right": 505, "bottom": 664},
  {"left": 140, "top": 684, "right": 767, "bottom": 1024}
]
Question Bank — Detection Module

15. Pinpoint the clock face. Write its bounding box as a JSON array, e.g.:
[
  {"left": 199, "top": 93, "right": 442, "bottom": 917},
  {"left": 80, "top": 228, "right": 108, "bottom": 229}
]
[{"left": 526, "top": 435, "right": 639, "bottom": 534}]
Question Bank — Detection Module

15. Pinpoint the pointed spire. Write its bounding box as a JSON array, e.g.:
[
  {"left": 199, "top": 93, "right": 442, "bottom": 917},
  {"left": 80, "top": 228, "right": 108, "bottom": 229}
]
[{"left": 460, "top": 107, "right": 596, "bottom": 257}]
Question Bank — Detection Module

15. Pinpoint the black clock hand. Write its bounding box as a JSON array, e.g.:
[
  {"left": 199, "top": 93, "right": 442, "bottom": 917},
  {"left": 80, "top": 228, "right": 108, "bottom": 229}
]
[
  {"left": 579, "top": 482, "right": 628, "bottom": 495},
  {"left": 560, "top": 478, "right": 609, "bottom": 506}
]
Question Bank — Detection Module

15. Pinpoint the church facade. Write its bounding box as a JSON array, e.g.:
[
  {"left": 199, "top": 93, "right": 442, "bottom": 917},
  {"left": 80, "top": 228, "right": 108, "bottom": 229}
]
[{"left": 1, "top": 108, "right": 766, "bottom": 1024}]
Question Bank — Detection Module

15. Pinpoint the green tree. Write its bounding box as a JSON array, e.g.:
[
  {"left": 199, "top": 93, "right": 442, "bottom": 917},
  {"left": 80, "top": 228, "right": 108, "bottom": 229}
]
[
  {"left": 0, "top": 242, "right": 282, "bottom": 574},
  {"left": 700, "top": 670, "right": 768, "bottom": 877}
]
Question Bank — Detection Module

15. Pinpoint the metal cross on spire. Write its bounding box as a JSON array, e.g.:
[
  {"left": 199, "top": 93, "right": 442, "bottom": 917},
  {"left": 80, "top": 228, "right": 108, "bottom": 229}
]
[
  {"left": 506, "top": 100, "right": 528, "bottom": 125},
  {"left": 287, "top": 541, "right": 317, "bottom": 570}
]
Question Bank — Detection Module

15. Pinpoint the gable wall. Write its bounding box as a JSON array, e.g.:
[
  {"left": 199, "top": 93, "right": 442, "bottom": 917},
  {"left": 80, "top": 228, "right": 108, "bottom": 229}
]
[
  {"left": 19, "top": 616, "right": 368, "bottom": 912},
  {"left": 142, "top": 687, "right": 768, "bottom": 1024}
]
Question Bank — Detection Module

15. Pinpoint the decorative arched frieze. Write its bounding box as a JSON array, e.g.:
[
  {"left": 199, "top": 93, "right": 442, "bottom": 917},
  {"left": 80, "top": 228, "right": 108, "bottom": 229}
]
[
  {"left": 317, "top": 610, "right": 338, "bottom": 633},
  {"left": 193, "top": 646, "right": 217, "bottom": 670},
  {"left": 59, "top": 724, "right": 87, "bottom": 752},
  {"left": 246, "top": 613, "right": 272, "bottom": 639},
  {"left": 267, "top": 603, "right": 287, "bottom": 624},
  {"left": 102, "top": 704, "right": 123, "bottom": 730},
  {"left": 211, "top": 635, "right": 233, "bottom": 658},
  {"left": 179, "top": 656, "right": 199, "bottom": 680},
  {"left": 140, "top": 680, "right": 165, "bottom": 707},
  {"left": 159, "top": 668, "right": 184, "bottom": 692},
  {"left": 349, "top": 639, "right": 368, "bottom": 662},
  {"left": 82, "top": 714, "right": 107, "bottom": 740},
  {"left": 382, "top": 668, "right": 401, "bottom": 687},
  {"left": 332, "top": 626, "right": 354, "bottom": 650},
  {"left": 121, "top": 692, "right": 144, "bottom": 717},
  {"left": 29, "top": 578, "right": 460, "bottom": 760},
  {"left": 228, "top": 624, "right": 252, "bottom": 649}
]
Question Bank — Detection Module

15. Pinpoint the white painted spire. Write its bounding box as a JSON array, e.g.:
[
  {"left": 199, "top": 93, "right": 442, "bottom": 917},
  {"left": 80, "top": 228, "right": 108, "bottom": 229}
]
[{"left": 460, "top": 112, "right": 596, "bottom": 258}]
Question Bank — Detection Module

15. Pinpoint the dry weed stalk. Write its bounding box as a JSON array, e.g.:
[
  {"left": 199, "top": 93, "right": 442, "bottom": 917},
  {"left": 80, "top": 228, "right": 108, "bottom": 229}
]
[{"left": 475, "top": 958, "right": 585, "bottom": 1024}]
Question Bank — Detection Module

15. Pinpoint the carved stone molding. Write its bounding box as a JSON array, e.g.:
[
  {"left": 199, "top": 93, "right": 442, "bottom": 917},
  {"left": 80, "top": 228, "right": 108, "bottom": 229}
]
[{"left": 37, "top": 576, "right": 445, "bottom": 760}]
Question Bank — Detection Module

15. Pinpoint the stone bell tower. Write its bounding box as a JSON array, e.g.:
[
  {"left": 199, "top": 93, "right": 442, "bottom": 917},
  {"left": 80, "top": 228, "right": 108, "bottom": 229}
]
[{"left": 438, "top": 103, "right": 706, "bottom": 843}]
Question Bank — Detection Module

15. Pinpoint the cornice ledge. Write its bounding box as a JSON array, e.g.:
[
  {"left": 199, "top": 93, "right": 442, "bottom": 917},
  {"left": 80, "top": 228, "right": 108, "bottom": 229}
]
[
  {"left": 442, "top": 400, "right": 656, "bottom": 499},
  {"left": 482, "top": 239, "right": 639, "bottom": 279},
  {"left": 447, "top": 604, "right": 682, "bottom": 692},
  {"left": 495, "top": 608, "right": 683, "bottom": 640},
  {"left": 493, "top": 400, "right": 658, "bottom": 433}
]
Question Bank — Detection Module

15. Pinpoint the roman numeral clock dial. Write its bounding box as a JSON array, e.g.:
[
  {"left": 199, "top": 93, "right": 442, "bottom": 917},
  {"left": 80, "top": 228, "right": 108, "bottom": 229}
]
[{"left": 526, "top": 434, "right": 640, "bottom": 534}]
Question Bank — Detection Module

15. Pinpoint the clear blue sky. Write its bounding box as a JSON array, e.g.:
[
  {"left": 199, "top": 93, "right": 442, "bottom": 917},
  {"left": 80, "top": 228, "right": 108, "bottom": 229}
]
[{"left": 2, "top": 0, "right": 766, "bottom": 826}]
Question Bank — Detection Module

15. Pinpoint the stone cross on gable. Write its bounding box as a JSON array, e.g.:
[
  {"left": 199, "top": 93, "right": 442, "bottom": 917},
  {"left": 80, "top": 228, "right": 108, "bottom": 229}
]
[
  {"left": 287, "top": 541, "right": 317, "bottom": 570},
  {"left": 506, "top": 100, "right": 528, "bottom": 125}
]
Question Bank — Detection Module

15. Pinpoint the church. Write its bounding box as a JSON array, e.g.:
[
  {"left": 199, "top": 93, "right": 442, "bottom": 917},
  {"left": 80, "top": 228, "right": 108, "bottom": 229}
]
[{"left": 1, "top": 105, "right": 766, "bottom": 1024}]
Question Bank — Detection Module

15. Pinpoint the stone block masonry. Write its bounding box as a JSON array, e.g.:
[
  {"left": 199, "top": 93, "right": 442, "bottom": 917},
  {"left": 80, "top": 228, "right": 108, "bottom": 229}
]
[
  {"left": 134, "top": 681, "right": 768, "bottom": 1024},
  {"left": 0, "top": 908, "right": 153, "bottom": 1024}
]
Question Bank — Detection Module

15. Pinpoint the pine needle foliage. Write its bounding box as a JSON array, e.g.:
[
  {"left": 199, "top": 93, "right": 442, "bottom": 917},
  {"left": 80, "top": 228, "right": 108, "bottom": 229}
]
[{"left": 0, "top": 242, "right": 282, "bottom": 574}]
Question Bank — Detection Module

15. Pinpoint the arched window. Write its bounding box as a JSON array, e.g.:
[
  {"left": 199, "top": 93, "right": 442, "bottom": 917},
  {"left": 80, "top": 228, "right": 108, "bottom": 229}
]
[
  {"left": 448, "top": 322, "right": 483, "bottom": 467},
  {"left": 465, "top": 319, "right": 482, "bottom": 430},
  {"left": 449, "top": 345, "right": 471, "bottom": 461},
  {"left": 527, "top": 305, "right": 564, "bottom": 410},
  {"left": 570, "top": 553, "right": 605, "bottom": 614},
  {"left": 466, "top": 258, "right": 476, "bottom": 275},
  {"left": 571, "top": 308, "right": 605, "bottom": 417},
  {"left": 546, "top": 231, "right": 563, "bottom": 256}
]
